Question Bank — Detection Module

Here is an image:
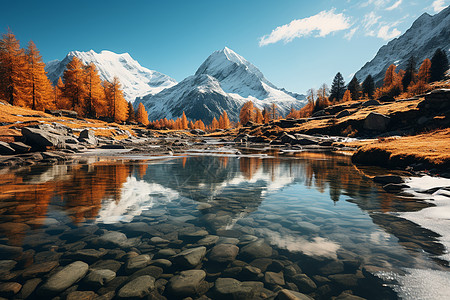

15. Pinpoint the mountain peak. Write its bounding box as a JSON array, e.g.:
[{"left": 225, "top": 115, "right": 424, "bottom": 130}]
[{"left": 46, "top": 50, "right": 177, "bottom": 102}]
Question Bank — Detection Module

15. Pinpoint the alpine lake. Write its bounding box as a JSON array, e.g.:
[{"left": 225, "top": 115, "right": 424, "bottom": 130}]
[{"left": 0, "top": 147, "right": 448, "bottom": 300}]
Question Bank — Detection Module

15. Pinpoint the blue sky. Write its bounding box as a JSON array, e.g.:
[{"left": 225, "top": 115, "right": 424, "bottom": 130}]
[{"left": 1, "top": 0, "right": 447, "bottom": 94}]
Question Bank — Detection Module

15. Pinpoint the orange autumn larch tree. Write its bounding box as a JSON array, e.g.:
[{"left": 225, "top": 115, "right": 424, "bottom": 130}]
[
  {"left": 63, "top": 56, "right": 86, "bottom": 113},
  {"left": 239, "top": 101, "right": 255, "bottom": 125},
  {"left": 0, "top": 29, "right": 27, "bottom": 106},
  {"left": 84, "top": 63, "right": 105, "bottom": 118},
  {"left": 104, "top": 76, "right": 128, "bottom": 123},
  {"left": 24, "top": 41, "right": 54, "bottom": 110},
  {"left": 136, "top": 102, "right": 149, "bottom": 125},
  {"left": 181, "top": 111, "right": 188, "bottom": 129}
]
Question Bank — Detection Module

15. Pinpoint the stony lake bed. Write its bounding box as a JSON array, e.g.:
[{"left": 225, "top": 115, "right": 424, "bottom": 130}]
[{"left": 0, "top": 136, "right": 450, "bottom": 300}]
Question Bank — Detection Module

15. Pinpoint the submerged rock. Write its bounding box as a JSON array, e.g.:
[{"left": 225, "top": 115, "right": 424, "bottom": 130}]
[
  {"left": 166, "top": 269, "right": 206, "bottom": 297},
  {"left": 38, "top": 261, "right": 89, "bottom": 295},
  {"left": 84, "top": 269, "right": 116, "bottom": 287},
  {"left": 209, "top": 243, "right": 239, "bottom": 263},
  {"left": 117, "top": 275, "right": 155, "bottom": 299},
  {"left": 240, "top": 240, "right": 272, "bottom": 260},
  {"left": 213, "top": 277, "right": 255, "bottom": 300},
  {"left": 172, "top": 246, "right": 206, "bottom": 268}
]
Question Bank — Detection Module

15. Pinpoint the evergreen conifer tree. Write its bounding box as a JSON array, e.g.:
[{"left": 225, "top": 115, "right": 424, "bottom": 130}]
[
  {"left": 330, "top": 72, "right": 345, "bottom": 102},
  {"left": 362, "top": 75, "right": 375, "bottom": 99},
  {"left": 430, "top": 48, "right": 449, "bottom": 82},
  {"left": 347, "top": 75, "right": 360, "bottom": 100}
]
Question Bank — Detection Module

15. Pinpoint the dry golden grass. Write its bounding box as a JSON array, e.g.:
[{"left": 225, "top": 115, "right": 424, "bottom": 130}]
[
  {"left": 354, "top": 128, "right": 450, "bottom": 168},
  {"left": 0, "top": 101, "right": 137, "bottom": 142}
]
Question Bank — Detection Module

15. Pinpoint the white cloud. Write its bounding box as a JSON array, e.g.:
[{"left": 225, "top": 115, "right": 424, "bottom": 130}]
[
  {"left": 377, "top": 25, "right": 401, "bottom": 40},
  {"left": 386, "top": 0, "right": 402, "bottom": 10},
  {"left": 363, "top": 12, "right": 381, "bottom": 30},
  {"left": 360, "top": 0, "right": 390, "bottom": 9},
  {"left": 259, "top": 9, "right": 351, "bottom": 46},
  {"left": 344, "top": 27, "right": 358, "bottom": 40},
  {"left": 432, "top": 0, "right": 447, "bottom": 13}
]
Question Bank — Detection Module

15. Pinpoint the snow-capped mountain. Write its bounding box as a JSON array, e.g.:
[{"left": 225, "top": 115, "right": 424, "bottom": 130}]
[
  {"left": 136, "top": 47, "right": 306, "bottom": 123},
  {"left": 355, "top": 6, "right": 450, "bottom": 85},
  {"left": 45, "top": 50, "right": 177, "bottom": 102}
]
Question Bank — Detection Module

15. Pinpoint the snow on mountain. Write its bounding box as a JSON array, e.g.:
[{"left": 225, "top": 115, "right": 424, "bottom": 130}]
[
  {"left": 355, "top": 6, "right": 450, "bottom": 85},
  {"left": 136, "top": 47, "right": 306, "bottom": 123},
  {"left": 45, "top": 50, "right": 177, "bottom": 102}
]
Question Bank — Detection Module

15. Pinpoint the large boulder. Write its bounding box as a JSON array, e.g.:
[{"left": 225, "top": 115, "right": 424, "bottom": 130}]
[
  {"left": 363, "top": 112, "right": 390, "bottom": 131},
  {"left": 208, "top": 244, "right": 239, "bottom": 263},
  {"left": 240, "top": 240, "right": 272, "bottom": 260},
  {"left": 213, "top": 278, "right": 255, "bottom": 300},
  {"left": 22, "top": 127, "right": 66, "bottom": 149}
]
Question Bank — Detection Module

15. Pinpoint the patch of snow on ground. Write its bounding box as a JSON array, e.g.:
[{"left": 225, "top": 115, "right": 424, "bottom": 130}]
[{"left": 393, "top": 268, "right": 450, "bottom": 300}]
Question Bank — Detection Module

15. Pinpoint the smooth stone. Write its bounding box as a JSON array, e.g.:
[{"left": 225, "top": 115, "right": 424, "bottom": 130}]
[
  {"left": 197, "top": 203, "right": 213, "bottom": 210},
  {"left": 265, "top": 271, "right": 285, "bottom": 286},
  {"left": 291, "top": 274, "right": 317, "bottom": 293},
  {"left": 328, "top": 274, "right": 359, "bottom": 287},
  {"left": 250, "top": 258, "right": 273, "bottom": 272},
  {"left": 0, "top": 244, "right": 23, "bottom": 259},
  {"left": 0, "top": 282, "right": 22, "bottom": 297},
  {"left": 94, "top": 291, "right": 115, "bottom": 300},
  {"left": 217, "top": 237, "right": 240, "bottom": 245},
  {"left": 214, "top": 278, "right": 254, "bottom": 300},
  {"left": 96, "top": 231, "right": 130, "bottom": 248},
  {"left": 39, "top": 261, "right": 89, "bottom": 295},
  {"left": 275, "top": 289, "right": 313, "bottom": 300},
  {"left": 197, "top": 235, "right": 220, "bottom": 247},
  {"left": 319, "top": 261, "right": 344, "bottom": 275},
  {"left": 172, "top": 246, "right": 206, "bottom": 268},
  {"left": 166, "top": 270, "right": 206, "bottom": 297},
  {"left": 129, "top": 266, "right": 163, "bottom": 281},
  {"left": 84, "top": 269, "right": 116, "bottom": 287},
  {"left": 0, "top": 260, "right": 16, "bottom": 272},
  {"left": 241, "top": 266, "right": 263, "bottom": 280},
  {"left": 67, "top": 290, "right": 96, "bottom": 300},
  {"left": 126, "top": 254, "right": 152, "bottom": 274},
  {"left": 90, "top": 260, "right": 122, "bottom": 273},
  {"left": 17, "top": 278, "right": 41, "bottom": 299},
  {"left": 240, "top": 240, "right": 272, "bottom": 260},
  {"left": 156, "top": 248, "right": 177, "bottom": 258},
  {"left": 117, "top": 275, "right": 155, "bottom": 299},
  {"left": 336, "top": 291, "right": 367, "bottom": 300},
  {"left": 151, "top": 259, "right": 172, "bottom": 268},
  {"left": 22, "top": 261, "right": 59, "bottom": 279},
  {"left": 66, "top": 249, "right": 107, "bottom": 263},
  {"left": 209, "top": 244, "right": 239, "bottom": 263},
  {"left": 150, "top": 237, "right": 169, "bottom": 244},
  {"left": 60, "top": 225, "right": 99, "bottom": 241}
]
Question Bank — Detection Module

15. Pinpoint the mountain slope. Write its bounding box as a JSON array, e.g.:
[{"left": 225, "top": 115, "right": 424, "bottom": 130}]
[
  {"left": 45, "top": 50, "right": 177, "bottom": 102},
  {"left": 136, "top": 47, "right": 306, "bottom": 123},
  {"left": 355, "top": 6, "right": 450, "bottom": 85}
]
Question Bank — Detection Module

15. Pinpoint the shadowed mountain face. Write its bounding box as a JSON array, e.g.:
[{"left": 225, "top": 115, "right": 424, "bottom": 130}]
[
  {"left": 355, "top": 6, "right": 450, "bottom": 85},
  {"left": 136, "top": 47, "right": 306, "bottom": 123}
]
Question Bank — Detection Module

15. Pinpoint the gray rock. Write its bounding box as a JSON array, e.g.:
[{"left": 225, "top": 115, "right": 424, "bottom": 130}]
[
  {"left": 126, "top": 254, "right": 152, "bottom": 274},
  {"left": 16, "top": 278, "right": 41, "bottom": 299},
  {"left": 265, "top": 271, "right": 285, "bottom": 286},
  {"left": 66, "top": 249, "right": 107, "bottom": 263},
  {"left": 22, "top": 261, "right": 59, "bottom": 279},
  {"left": 240, "top": 240, "right": 272, "bottom": 260},
  {"left": 90, "top": 260, "right": 122, "bottom": 273},
  {"left": 96, "top": 231, "right": 130, "bottom": 248},
  {"left": 39, "top": 261, "right": 89, "bottom": 295},
  {"left": 0, "top": 244, "right": 23, "bottom": 259},
  {"left": 167, "top": 270, "right": 206, "bottom": 297},
  {"left": 329, "top": 274, "right": 359, "bottom": 287},
  {"left": 172, "top": 246, "right": 206, "bottom": 268},
  {"left": 156, "top": 248, "right": 177, "bottom": 258},
  {"left": 78, "top": 129, "right": 97, "bottom": 145},
  {"left": 361, "top": 99, "right": 380, "bottom": 107},
  {"left": 363, "top": 112, "right": 390, "bottom": 131},
  {"left": 84, "top": 269, "right": 116, "bottom": 287},
  {"left": 275, "top": 289, "right": 313, "bottom": 300},
  {"left": 9, "top": 141, "right": 31, "bottom": 153},
  {"left": 0, "top": 141, "right": 15, "bottom": 155},
  {"left": 197, "top": 235, "right": 220, "bottom": 247},
  {"left": 150, "top": 259, "right": 172, "bottom": 268},
  {"left": 291, "top": 274, "right": 316, "bottom": 293},
  {"left": 241, "top": 266, "right": 263, "bottom": 280},
  {"left": 209, "top": 244, "right": 239, "bottom": 263},
  {"left": 22, "top": 127, "right": 66, "bottom": 149},
  {"left": 129, "top": 266, "right": 163, "bottom": 281},
  {"left": 214, "top": 277, "right": 254, "bottom": 300},
  {"left": 319, "top": 261, "right": 344, "bottom": 275},
  {"left": 117, "top": 275, "right": 155, "bottom": 299}
]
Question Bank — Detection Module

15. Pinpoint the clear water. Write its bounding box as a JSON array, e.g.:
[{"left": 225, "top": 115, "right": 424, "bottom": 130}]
[{"left": 0, "top": 153, "right": 448, "bottom": 299}]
